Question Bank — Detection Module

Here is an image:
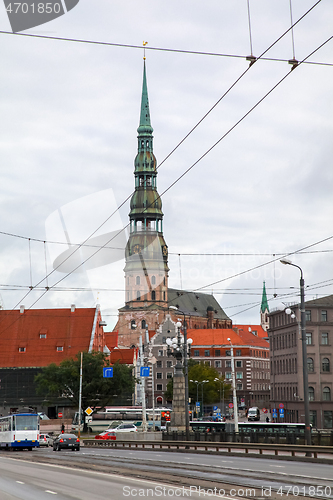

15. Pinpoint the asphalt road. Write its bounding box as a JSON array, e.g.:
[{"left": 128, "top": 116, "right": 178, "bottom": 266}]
[{"left": 1, "top": 447, "right": 332, "bottom": 499}]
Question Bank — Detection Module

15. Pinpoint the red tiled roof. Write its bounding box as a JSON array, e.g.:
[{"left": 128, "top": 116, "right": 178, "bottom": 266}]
[
  {"left": 0, "top": 307, "right": 104, "bottom": 368},
  {"left": 104, "top": 331, "right": 118, "bottom": 349},
  {"left": 187, "top": 327, "right": 269, "bottom": 348},
  {"left": 109, "top": 347, "right": 136, "bottom": 364},
  {"left": 233, "top": 324, "right": 269, "bottom": 347}
]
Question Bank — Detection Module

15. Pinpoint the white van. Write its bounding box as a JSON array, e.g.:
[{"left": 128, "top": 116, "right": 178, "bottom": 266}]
[{"left": 247, "top": 407, "right": 260, "bottom": 421}]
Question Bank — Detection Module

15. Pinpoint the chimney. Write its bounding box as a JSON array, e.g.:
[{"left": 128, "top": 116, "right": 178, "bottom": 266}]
[
  {"left": 20, "top": 305, "right": 25, "bottom": 314},
  {"left": 70, "top": 304, "right": 75, "bottom": 313}
]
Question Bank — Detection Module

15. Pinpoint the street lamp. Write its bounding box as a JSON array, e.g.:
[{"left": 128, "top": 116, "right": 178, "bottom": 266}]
[
  {"left": 214, "top": 377, "right": 226, "bottom": 417},
  {"left": 227, "top": 338, "right": 239, "bottom": 432},
  {"left": 169, "top": 306, "right": 193, "bottom": 441},
  {"left": 280, "top": 258, "right": 311, "bottom": 446}
]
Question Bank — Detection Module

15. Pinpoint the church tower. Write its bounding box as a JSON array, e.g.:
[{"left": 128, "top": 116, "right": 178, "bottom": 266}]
[
  {"left": 260, "top": 281, "right": 270, "bottom": 331},
  {"left": 116, "top": 62, "right": 169, "bottom": 346}
]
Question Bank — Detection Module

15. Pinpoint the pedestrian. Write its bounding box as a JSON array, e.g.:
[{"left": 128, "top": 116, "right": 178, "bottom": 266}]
[
  {"left": 61, "top": 423, "right": 65, "bottom": 433},
  {"left": 266, "top": 416, "right": 270, "bottom": 423}
]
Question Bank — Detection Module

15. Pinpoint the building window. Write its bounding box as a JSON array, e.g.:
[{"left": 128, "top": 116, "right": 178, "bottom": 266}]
[
  {"left": 131, "top": 320, "right": 136, "bottom": 330},
  {"left": 205, "top": 361, "right": 211, "bottom": 366},
  {"left": 167, "top": 372, "right": 172, "bottom": 379},
  {"left": 324, "top": 411, "right": 333, "bottom": 429},
  {"left": 151, "top": 275, "right": 156, "bottom": 285},
  {"left": 236, "top": 350, "right": 241, "bottom": 356},
  {"left": 308, "top": 387, "right": 315, "bottom": 401},
  {"left": 39, "top": 334, "right": 47, "bottom": 339},
  {"left": 307, "top": 357, "right": 314, "bottom": 372},
  {"left": 225, "top": 372, "right": 232, "bottom": 379},
  {"left": 136, "top": 291, "right": 140, "bottom": 300},
  {"left": 236, "top": 360, "right": 242, "bottom": 368},
  {"left": 156, "top": 384, "right": 163, "bottom": 391},
  {"left": 156, "top": 360, "right": 162, "bottom": 368},
  {"left": 226, "top": 360, "right": 231, "bottom": 368},
  {"left": 18, "top": 347, "right": 26, "bottom": 352},
  {"left": 136, "top": 276, "right": 140, "bottom": 285},
  {"left": 204, "top": 350, "right": 210, "bottom": 357},
  {"left": 321, "top": 332, "right": 329, "bottom": 345},
  {"left": 167, "top": 361, "right": 172, "bottom": 368},
  {"left": 151, "top": 290, "right": 156, "bottom": 301},
  {"left": 158, "top": 350, "right": 164, "bottom": 357},
  {"left": 323, "top": 387, "right": 331, "bottom": 401},
  {"left": 322, "top": 358, "right": 330, "bottom": 372},
  {"left": 141, "top": 319, "right": 146, "bottom": 329},
  {"left": 215, "top": 360, "right": 221, "bottom": 368},
  {"left": 306, "top": 332, "right": 312, "bottom": 345},
  {"left": 57, "top": 346, "right": 64, "bottom": 352},
  {"left": 305, "top": 310, "right": 311, "bottom": 322},
  {"left": 156, "top": 373, "right": 162, "bottom": 379},
  {"left": 162, "top": 337, "right": 166, "bottom": 344},
  {"left": 225, "top": 350, "right": 231, "bottom": 356},
  {"left": 321, "top": 310, "right": 328, "bottom": 322},
  {"left": 236, "top": 372, "right": 243, "bottom": 379},
  {"left": 215, "top": 349, "right": 221, "bottom": 356},
  {"left": 310, "top": 410, "right": 317, "bottom": 427},
  {"left": 236, "top": 383, "right": 243, "bottom": 391},
  {"left": 194, "top": 350, "right": 200, "bottom": 357}
]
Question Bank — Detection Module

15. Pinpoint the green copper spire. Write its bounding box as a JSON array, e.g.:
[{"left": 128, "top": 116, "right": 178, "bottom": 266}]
[
  {"left": 138, "top": 61, "right": 153, "bottom": 134},
  {"left": 261, "top": 281, "right": 269, "bottom": 313}
]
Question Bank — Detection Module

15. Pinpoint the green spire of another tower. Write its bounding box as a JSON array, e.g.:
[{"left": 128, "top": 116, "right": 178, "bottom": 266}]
[{"left": 261, "top": 281, "right": 269, "bottom": 313}]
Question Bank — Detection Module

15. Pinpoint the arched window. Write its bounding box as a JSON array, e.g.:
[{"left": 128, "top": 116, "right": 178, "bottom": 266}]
[
  {"left": 323, "top": 387, "right": 331, "bottom": 401},
  {"left": 151, "top": 275, "right": 156, "bottom": 285},
  {"left": 141, "top": 319, "right": 146, "bottom": 329},
  {"left": 151, "top": 290, "right": 156, "bottom": 301},
  {"left": 322, "top": 358, "right": 330, "bottom": 372},
  {"left": 136, "top": 276, "right": 140, "bottom": 285},
  {"left": 307, "top": 357, "right": 314, "bottom": 372},
  {"left": 308, "top": 387, "right": 315, "bottom": 401},
  {"left": 131, "top": 320, "right": 136, "bottom": 330},
  {"left": 136, "top": 291, "right": 140, "bottom": 300}
]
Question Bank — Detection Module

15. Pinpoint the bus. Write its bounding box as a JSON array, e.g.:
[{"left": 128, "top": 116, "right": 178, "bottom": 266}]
[
  {"left": 190, "top": 421, "right": 308, "bottom": 444},
  {"left": 0, "top": 413, "right": 40, "bottom": 450},
  {"left": 72, "top": 407, "right": 172, "bottom": 433}
]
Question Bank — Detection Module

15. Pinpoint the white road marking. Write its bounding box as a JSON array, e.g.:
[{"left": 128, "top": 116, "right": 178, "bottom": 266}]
[
  {"left": 16, "top": 481, "right": 25, "bottom": 484},
  {"left": 45, "top": 491, "right": 57, "bottom": 495}
]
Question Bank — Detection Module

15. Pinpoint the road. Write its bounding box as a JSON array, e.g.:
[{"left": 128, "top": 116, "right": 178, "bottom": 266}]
[{"left": 0, "top": 446, "right": 332, "bottom": 499}]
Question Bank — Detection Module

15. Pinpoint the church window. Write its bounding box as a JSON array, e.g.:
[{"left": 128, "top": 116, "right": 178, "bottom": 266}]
[
  {"left": 136, "top": 276, "right": 140, "bottom": 285},
  {"left": 163, "top": 277, "right": 166, "bottom": 286},
  {"left": 151, "top": 290, "right": 156, "bottom": 300},
  {"left": 131, "top": 320, "right": 136, "bottom": 329},
  {"left": 163, "top": 291, "right": 166, "bottom": 301},
  {"left": 141, "top": 319, "right": 146, "bottom": 329},
  {"left": 151, "top": 275, "right": 156, "bottom": 285},
  {"left": 136, "top": 291, "right": 140, "bottom": 300}
]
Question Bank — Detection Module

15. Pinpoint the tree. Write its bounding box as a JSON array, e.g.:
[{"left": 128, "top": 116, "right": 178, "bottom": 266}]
[
  {"left": 164, "top": 359, "right": 231, "bottom": 405},
  {"left": 35, "top": 351, "right": 134, "bottom": 411}
]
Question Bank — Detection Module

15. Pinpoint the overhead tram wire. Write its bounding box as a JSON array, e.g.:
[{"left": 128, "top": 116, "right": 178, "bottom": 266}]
[{"left": 1, "top": 9, "right": 330, "bottom": 316}]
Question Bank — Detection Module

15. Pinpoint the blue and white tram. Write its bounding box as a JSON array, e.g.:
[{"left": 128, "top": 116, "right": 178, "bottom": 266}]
[{"left": 0, "top": 413, "right": 39, "bottom": 450}]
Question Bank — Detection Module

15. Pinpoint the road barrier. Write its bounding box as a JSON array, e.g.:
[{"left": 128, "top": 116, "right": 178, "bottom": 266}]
[{"left": 83, "top": 439, "right": 333, "bottom": 460}]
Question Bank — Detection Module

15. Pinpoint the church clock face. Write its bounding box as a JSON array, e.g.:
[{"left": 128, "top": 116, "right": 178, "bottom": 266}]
[
  {"left": 162, "top": 245, "right": 168, "bottom": 257},
  {"left": 132, "top": 244, "right": 143, "bottom": 255}
]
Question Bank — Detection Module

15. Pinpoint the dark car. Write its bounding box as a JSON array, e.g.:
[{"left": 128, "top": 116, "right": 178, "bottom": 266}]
[
  {"left": 95, "top": 431, "right": 116, "bottom": 441},
  {"left": 53, "top": 433, "right": 80, "bottom": 451}
]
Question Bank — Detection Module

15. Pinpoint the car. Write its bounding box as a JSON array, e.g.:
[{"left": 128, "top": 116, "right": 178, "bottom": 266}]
[
  {"left": 112, "top": 423, "right": 138, "bottom": 433},
  {"left": 53, "top": 433, "right": 80, "bottom": 451},
  {"left": 38, "top": 412, "right": 50, "bottom": 420},
  {"left": 39, "top": 433, "right": 54, "bottom": 447},
  {"left": 95, "top": 431, "right": 116, "bottom": 440}
]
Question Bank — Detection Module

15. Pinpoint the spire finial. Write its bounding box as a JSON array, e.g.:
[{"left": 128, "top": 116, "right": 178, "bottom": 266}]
[{"left": 143, "top": 41, "right": 148, "bottom": 60}]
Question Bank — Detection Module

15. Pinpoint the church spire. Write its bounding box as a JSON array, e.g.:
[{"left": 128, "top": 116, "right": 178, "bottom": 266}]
[
  {"left": 260, "top": 281, "right": 269, "bottom": 331},
  {"left": 138, "top": 61, "right": 152, "bottom": 132}
]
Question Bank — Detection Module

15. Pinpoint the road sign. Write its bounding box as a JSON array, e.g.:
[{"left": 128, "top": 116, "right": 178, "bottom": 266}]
[
  {"left": 140, "top": 366, "right": 150, "bottom": 377},
  {"left": 279, "top": 408, "right": 284, "bottom": 414},
  {"left": 272, "top": 412, "right": 278, "bottom": 419},
  {"left": 85, "top": 407, "right": 93, "bottom": 416},
  {"left": 103, "top": 367, "right": 113, "bottom": 378},
  {"left": 279, "top": 403, "right": 284, "bottom": 409},
  {"left": 196, "top": 402, "right": 200, "bottom": 407},
  {"left": 229, "top": 403, "right": 234, "bottom": 408},
  {"left": 58, "top": 412, "right": 63, "bottom": 418},
  {"left": 279, "top": 412, "right": 284, "bottom": 419},
  {"left": 213, "top": 405, "right": 218, "bottom": 411},
  {"left": 241, "top": 398, "right": 245, "bottom": 403},
  {"left": 263, "top": 408, "right": 268, "bottom": 414}
]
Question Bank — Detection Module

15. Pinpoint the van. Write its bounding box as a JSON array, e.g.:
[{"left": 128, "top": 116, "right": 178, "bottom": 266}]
[{"left": 247, "top": 407, "right": 260, "bottom": 421}]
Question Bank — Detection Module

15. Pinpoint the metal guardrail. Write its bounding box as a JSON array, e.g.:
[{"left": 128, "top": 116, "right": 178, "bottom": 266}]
[{"left": 83, "top": 439, "right": 333, "bottom": 459}]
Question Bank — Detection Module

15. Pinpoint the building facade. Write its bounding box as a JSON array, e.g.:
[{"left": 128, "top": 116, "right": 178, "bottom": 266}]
[{"left": 268, "top": 295, "right": 333, "bottom": 428}]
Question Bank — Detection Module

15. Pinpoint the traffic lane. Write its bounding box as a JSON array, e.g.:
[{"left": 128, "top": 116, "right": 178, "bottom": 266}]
[
  {"left": 41, "top": 446, "right": 333, "bottom": 482},
  {"left": 0, "top": 455, "right": 209, "bottom": 499}
]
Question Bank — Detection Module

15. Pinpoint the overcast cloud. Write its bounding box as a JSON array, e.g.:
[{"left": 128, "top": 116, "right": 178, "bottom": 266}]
[{"left": 0, "top": 0, "right": 332, "bottom": 329}]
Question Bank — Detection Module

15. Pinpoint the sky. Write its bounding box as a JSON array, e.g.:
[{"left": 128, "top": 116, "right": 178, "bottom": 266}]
[{"left": 0, "top": 0, "right": 332, "bottom": 331}]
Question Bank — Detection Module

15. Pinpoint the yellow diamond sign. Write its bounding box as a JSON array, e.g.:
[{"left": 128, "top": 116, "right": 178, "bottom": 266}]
[{"left": 85, "top": 407, "right": 93, "bottom": 416}]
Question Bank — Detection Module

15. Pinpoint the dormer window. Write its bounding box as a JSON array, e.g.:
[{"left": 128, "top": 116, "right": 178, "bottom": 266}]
[
  {"left": 40, "top": 334, "right": 47, "bottom": 339},
  {"left": 56, "top": 346, "right": 64, "bottom": 352},
  {"left": 18, "top": 347, "right": 26, "bottom": 352}
]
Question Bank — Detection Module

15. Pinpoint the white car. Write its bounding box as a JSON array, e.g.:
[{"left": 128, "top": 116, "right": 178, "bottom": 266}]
[
  {"left": 39, "top": 433, "right": 54, "bottom": 447},
  {"left": 112, "top": 423, "right": 138, "bottom": 433}
]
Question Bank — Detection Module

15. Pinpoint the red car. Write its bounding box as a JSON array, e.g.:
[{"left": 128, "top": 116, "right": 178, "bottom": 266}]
[{"left": 94, "top": 431, "right": 116, "bottom": 441}]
